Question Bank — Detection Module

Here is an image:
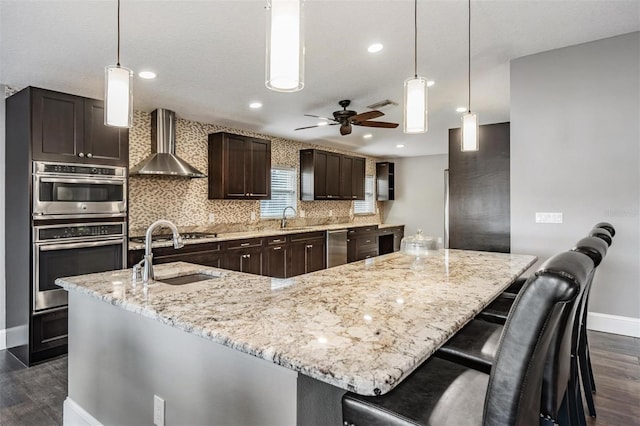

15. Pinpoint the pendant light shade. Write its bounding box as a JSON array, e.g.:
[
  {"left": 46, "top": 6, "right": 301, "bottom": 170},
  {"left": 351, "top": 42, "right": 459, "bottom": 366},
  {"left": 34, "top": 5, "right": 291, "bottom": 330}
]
[
  {"left": 265, "top": 0, "right": 304, "bottom": 92},
  {"left": 104, "top": 0, "right": 133, "bottom": 128},
  {"left": 461, "top": 0, "right": 479, "bottom": 151},
  {"left": 403, "top": 0, "right": 427, "bottom": 134},
  {"left": 461, "top": 112, "right": 479, "bottom": 151},
  {"left": 404, "top": 76, "right": 428, "bottom": 134},
  {"left": 104, "top": 65, "right": 133, "bottom": 127}
]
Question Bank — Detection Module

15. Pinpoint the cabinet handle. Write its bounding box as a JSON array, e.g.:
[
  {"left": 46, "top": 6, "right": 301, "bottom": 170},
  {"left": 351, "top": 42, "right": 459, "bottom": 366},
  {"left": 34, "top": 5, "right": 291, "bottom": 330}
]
[
  {"left": 272, "top": 239, "right": 282, "bottom": 243},
  {"left": 352, "top": 196, "right": 357, "bottom": 199},
  {"left": 306, "top": 244, "right": 313, "bottom": 249},
  {"left": 365, "top": 240, "right": 371, "bottom": 243},
  {"left": 86, "top": 153, "right": 93, "bottom": 158},
  {"left": 78, "top": 152, "right": 85, "bottom": 158},
  {"left": 240, "top": 242, "right": 250, "bottom": 247},
  {"left": 273, "top": 246, "right": 282, "bottom": 250}
]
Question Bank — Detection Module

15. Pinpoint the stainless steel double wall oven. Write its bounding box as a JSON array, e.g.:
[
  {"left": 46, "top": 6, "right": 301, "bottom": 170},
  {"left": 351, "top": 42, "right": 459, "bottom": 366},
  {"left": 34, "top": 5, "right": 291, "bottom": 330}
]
[{"left": 32, "top": 161, "right": 128, "bottom": 312}]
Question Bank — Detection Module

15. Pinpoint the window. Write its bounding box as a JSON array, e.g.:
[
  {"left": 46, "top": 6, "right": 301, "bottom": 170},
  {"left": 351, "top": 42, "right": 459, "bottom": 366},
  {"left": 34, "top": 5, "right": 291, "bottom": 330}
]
[
  {"left": 260, "top": 167, "right": 297, "bottom": 218},
  {"left": 354, "top": 175, "right": 375, "bottom": 214}
]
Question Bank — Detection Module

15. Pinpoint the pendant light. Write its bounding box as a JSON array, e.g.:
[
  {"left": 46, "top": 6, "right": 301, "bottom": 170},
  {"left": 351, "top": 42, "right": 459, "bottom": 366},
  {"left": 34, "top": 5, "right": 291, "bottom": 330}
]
[
  {"left": 265, "top": 0, "right": 304, "bottom": 92},
  {"left": 104, "top": 0, "right": 133, "bottom": 128},
  {"left": 403, "top": 0, "right": 427, "bottom": 134},
  {"left": 461, "top": 0, "right": 479, "bottom": 151}
]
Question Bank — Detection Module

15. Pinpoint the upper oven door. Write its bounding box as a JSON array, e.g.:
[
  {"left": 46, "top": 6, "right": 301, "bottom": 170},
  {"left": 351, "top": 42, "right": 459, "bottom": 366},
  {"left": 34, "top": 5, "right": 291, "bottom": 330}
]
[{"left": 33, "top": 175, "right": 127, "bottom": 218}]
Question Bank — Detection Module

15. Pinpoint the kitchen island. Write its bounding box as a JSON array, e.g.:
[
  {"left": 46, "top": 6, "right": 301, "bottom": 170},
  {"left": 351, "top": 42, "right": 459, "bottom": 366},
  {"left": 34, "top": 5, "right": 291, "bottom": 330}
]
[{"left": 57, "top": 250, "right": 535, "bottom": 425}]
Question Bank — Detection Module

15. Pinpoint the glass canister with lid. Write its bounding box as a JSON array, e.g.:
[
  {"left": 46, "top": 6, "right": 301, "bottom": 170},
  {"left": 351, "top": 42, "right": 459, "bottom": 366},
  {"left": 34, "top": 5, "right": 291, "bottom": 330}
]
[{"left": 401, "top": 229, "right": 437, "bottom": 270}]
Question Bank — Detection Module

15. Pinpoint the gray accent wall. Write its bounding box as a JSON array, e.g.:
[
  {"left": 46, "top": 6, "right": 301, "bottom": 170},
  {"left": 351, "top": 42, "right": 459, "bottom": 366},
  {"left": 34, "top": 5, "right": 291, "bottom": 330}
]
[
  {"left": 383, "top": 154, "right": 448, "bottom": 240},
  {"left": 1, "top": 84, "right": 6, "bottom": 346},
  {"left": 510, "top": 32, "right": 640, "bottom": 319}
]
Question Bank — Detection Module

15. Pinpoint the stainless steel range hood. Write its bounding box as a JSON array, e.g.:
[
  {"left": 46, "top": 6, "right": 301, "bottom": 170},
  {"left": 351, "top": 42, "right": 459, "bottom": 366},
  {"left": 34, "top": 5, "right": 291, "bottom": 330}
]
[{"left": 130, "top": 108, "right": 206, "bottom": 178}]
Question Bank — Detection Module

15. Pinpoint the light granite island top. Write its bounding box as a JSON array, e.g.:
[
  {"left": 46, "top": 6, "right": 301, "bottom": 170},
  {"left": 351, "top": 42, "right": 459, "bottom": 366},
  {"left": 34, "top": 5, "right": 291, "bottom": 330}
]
[{"left": 57, "top": 250, "right": 535, "bottom": 399}]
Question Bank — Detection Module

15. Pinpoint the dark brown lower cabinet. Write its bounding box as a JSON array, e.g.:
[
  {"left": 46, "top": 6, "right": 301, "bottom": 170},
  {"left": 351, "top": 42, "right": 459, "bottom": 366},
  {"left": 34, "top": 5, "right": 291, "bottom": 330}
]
[
  {"left": 290, "top": 232, "right": 326, "bottom": 276},
  {"left": 347, "top": 226, "right": 379, "bottom": 263},
  {"left": 378, "top": 226, "right": 405, "bottom": 255},
  {"left": 128, "top": 242, "right": 223, "bottom": 268},
  {"left": 31, "top": 308, "right": 68, "bottom": 363},
  {"left": 264, "top": 244, "right": 288, "bottom": 278},
  {"left": 223, "top": 238, "right": 264, "bottom": 275}
]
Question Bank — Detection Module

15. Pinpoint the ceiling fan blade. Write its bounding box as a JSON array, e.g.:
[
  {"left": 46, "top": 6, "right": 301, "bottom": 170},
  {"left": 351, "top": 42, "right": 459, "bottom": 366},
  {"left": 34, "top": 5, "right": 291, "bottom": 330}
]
[
  {"left": 340, "top": 123, "right": 352, "bottom": 135},
  {"left": 351, "top": 110, "right": 384, "bottom": 122},
  {"left": 294, "top": 123, "right": 339, "bottom": 131},
  {"left": 354, "top": 121, "right": 399, "bottom": 129},
  {"left": 303, "top": 114, "right": 337, "bottom": 122}
]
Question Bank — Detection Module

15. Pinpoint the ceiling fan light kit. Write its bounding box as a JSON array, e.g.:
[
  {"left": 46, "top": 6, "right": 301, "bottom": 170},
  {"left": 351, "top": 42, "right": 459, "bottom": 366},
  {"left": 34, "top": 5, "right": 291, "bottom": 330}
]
[
  {"left": 403, "top": 0, "right": 428, "bottom": 134},
  {"left": 104, "top": 0, "right": 133, "bottom": 128},
  {"left": 265, "top": 0, "right": 304, "bottom": 92},
  {"left": 461, "top": 0, "right": 479, "bottom": 151}
]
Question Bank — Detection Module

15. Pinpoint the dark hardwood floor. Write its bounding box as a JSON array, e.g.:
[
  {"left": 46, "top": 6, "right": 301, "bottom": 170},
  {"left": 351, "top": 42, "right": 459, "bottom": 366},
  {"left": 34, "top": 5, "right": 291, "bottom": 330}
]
[{"left": 0, "top": 331, "right": 638, "bottom": 426}]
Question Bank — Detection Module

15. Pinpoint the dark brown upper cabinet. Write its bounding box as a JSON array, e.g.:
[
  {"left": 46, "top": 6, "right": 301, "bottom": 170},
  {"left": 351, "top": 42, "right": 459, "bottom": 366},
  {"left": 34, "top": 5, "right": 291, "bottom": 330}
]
[
  {"left": 300, "top": 149, "right": 365, "bottom": 201},
  {"left": 376, "top": 161, "right": 395, "bottom": 201},
  {"left": 208, "top": 132, "right": 271, "bottom": 200},
  {"left": 29, "top": 87, "right": 128, "bottom": 166}
]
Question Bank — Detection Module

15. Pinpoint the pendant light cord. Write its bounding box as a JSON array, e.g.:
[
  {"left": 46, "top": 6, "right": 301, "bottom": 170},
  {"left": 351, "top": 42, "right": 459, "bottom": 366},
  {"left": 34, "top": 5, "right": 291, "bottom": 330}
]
[
  {"left": 117, "top": 0, "right": 121, "bottom": 67},
  {"left": 467, "top": 0, "right": 471, "bottom": 112},
  {"left": 414, "top": 0, "right": 418, "bottom": 78}
]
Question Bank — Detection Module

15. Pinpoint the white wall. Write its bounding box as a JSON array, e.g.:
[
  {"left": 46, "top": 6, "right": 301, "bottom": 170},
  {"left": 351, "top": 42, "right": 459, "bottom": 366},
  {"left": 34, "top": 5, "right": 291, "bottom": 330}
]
[
  {"left": 383, "top": 154, "right": 448, "bottom": 240},
  {"left": 1, "top": 85, "right": 6, "bottom": 349},
  {"left": 511, "top": 32, "right": 640, "bottom": 334}
]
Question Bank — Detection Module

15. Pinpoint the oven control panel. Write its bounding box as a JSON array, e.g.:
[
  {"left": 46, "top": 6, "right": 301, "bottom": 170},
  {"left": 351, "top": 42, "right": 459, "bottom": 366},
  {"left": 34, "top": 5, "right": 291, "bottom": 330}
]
[
  {"left": 37, "top": 223, "right": 126, "bottom": 242},
  {"left": 34, "top": 161, "right": 126, "bottom": 177}
]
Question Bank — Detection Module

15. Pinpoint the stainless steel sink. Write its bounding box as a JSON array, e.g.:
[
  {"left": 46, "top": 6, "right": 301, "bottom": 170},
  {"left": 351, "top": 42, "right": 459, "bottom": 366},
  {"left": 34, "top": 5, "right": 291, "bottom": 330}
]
[{"left": 158, "top": 273, "right": 220, "bottom": 285}]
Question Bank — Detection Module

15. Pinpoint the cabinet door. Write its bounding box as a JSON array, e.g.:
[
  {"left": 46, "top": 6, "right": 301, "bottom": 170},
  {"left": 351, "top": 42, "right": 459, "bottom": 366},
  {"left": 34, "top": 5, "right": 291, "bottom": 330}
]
[
  {"left": 305, "top": 238, "right": 326, "bottom": 273},
  {"left": 31, "top": 308, "right": 68, "bottom": 353},
  {"left": 224, "top": 248, "right": 263, "bottom": 275},
  {"left": 264, "top": 244, "right": 288, "bottom": 278},
  {"left": 31, "top": 89, "right": 84, "bottom": 162},
  {"left": 83, "top": 99, "right": 129, "bottom": 166},
  {"left": 352, "top": 157, "right": 365, "bottom": 200},
  {"left": 225, "top": 134, "right": 248, "bottom": 197},
  {"left": 247, "top": 138, "right": 271, "bottom": 198},
  {"left": 325, "top": 152, "right": 342, "bottom": 199},
  {"left": 313, "top": 151, "right": 328, "bottom": 199},
  {"left": 340, "top": 155, "right": 354, "bottom": 199}
]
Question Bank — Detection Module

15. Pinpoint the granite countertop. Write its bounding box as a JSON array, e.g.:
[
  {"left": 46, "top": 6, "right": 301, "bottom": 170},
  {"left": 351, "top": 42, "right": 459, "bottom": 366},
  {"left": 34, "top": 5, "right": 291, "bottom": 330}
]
[
  {"left": 128, "top": 222, "right": 405, "bottom": 251},
  {"left": 57, "top": 249, "right": 535, "bottom": 396}
]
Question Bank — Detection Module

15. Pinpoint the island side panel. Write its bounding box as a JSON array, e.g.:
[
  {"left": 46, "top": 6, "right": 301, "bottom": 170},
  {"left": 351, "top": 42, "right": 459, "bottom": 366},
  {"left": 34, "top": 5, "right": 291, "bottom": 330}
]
[{"left": 66, "top": 291, "right": 298, "bottom": 426}]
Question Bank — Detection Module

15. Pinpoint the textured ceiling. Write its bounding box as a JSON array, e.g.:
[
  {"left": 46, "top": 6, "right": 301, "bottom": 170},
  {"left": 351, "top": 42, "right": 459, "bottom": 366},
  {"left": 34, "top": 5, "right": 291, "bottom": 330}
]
[{"left": 1, "top": 0, "right": 638, "bottom": 157}]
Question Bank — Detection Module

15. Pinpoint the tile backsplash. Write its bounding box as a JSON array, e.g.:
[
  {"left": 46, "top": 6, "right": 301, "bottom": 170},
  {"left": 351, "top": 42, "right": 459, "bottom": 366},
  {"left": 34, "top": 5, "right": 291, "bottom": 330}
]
[{"left": 129, "top": 110, "right": 383, "bottom": 235}]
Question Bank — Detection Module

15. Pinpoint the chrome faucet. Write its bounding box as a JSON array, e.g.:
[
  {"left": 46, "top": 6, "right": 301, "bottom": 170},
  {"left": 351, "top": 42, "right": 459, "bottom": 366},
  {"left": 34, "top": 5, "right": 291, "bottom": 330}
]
[
  {"left": 281, "top": 206, "right": 297, "bottom": 229},
  {"left": 134, "top": 219, "right": 183, "bottom": 285}
]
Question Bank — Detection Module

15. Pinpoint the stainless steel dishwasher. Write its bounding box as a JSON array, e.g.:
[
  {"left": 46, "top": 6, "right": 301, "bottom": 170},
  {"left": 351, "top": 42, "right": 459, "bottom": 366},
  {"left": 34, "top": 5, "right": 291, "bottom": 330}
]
[{"left": 327, "top": 229, "right": 348, "bottom": 268}]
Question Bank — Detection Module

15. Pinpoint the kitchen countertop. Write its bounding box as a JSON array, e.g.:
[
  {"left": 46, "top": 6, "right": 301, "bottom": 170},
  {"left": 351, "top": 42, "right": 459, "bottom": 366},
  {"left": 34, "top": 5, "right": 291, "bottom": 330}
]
[
  {"left": 56, "top": 249, "right": 535, "bottom": 396},
  {"left": 128, "top": 222, "right": 405, "bottom": 251}
]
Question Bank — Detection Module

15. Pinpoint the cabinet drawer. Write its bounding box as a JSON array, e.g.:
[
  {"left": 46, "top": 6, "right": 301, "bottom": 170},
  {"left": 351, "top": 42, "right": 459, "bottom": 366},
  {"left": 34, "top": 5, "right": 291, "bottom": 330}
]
[
  {"left": 224, "top": 238, "right": 264, "bottom": 250},
  {"left": 348, "top": 226, "right": 378, "bottom": 236},
  {"left": 357, "top": 247, "right": 379, "bottom": 261},
  {"left": 266, "top": 235, "right": 289, "bottom": 245},
  {"left": 290, "top": 231, "right": 325, "bottom": 242},
  {"left": 32, "top": 308, "right": 68, "bottom": 353}
]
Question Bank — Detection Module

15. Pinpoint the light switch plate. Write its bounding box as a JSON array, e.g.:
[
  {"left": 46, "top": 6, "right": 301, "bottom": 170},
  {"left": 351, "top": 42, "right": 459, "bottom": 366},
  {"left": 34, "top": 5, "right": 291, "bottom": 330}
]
[
  {"left": 153, "top": 395, "right": 165, "bottom": 426},
  {"left": 535, "top": 212, "right": 563, "bottom": 224}
]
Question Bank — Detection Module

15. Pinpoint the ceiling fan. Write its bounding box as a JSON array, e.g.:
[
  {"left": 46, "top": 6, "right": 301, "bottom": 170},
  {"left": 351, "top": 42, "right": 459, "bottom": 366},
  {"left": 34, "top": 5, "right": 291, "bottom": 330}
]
[{"left": 295, "top": 100, "right": 399, "bottom": 136}]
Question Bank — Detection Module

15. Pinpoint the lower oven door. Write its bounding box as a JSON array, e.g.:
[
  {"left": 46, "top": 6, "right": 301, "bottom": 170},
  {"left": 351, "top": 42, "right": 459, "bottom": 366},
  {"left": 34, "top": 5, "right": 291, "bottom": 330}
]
[{"left": 34, "top": 238, "right": 126, "bottom": 311}]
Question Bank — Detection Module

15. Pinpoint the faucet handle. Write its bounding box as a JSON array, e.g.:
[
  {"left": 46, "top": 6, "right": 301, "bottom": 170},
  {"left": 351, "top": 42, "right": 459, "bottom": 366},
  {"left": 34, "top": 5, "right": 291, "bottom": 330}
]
[
  {"left": 132, "top": 258, "right": 144, "bottom": 283},
  {"left": 174, "top": 235, "right": 184, "bottom": 249}
]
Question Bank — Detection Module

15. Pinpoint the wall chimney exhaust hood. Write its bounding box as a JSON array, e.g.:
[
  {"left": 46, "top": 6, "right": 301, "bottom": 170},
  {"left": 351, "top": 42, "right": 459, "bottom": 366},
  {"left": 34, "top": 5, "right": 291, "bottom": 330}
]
[{"left": 130, "top": 109, "right": 206, "bottom": 178}]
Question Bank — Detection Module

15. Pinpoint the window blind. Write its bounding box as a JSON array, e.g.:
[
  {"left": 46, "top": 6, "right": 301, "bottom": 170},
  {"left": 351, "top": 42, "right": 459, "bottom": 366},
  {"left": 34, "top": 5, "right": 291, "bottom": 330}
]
[
  {"left": 354, "top": 175, "right": 375, "bottom": 214},
  {"left": 260, "top": 167, "right": 297, "bottom": 218}
]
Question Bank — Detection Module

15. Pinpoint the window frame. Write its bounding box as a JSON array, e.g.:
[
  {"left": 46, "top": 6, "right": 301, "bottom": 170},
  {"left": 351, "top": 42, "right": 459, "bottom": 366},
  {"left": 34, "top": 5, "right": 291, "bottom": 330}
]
[
  {"left": 260, "top": 166, "right": 297, "bottom": 219},
  {"left": 353, "top": 174, "right": 376, "bottom": 215}
]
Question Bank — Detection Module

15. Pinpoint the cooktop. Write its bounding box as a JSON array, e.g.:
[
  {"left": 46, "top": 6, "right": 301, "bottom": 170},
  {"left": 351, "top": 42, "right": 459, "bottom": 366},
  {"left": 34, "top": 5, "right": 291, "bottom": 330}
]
[{"left": 129, "top": 232, "right": 217, "bottom": 244}]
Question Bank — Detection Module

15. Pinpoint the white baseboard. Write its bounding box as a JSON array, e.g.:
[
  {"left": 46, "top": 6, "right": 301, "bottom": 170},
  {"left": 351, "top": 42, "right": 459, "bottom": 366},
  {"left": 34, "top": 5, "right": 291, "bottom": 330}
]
[
  {"left": 63, "top": 398, "right": 103, "bottom": 426},
  {"left": 587, "top": 312, "right": 640, "bottom": 338},
  {"left": 0, "top": 328, "right": 6, "bottom": 350}
]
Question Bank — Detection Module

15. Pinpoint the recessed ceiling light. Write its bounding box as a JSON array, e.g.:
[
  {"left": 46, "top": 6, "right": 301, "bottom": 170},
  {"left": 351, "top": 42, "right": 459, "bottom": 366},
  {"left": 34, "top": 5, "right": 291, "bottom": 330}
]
[
  {"left": 363, "top": 133, "right": 373, "bottom": 139},
  {"left": 456, "top": 107, "right": 467, "bottom": 113},
  {"left": 368, "top": 43, "right": 383, "bottom": 53},
  {"left": 249, "top": 102, "right": 263, "bottom": 109},
  {"left": 427, "top": 80, "right": 435, "bottom": 87},
  {"left": 138, "top": 71, "right": 157, "bottom": 79},
  {"left": 396, "top": 144, "right": 405, "bottom": 148}
]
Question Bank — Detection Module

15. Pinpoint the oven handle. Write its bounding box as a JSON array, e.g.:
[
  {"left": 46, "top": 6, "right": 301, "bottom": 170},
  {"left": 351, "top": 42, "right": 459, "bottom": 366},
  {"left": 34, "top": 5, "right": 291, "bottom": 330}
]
[
  {"left": 38, "top": 177, "right": 126, "bottom": 185},
  {"left": 37, "top": 238, "right": 126, "bottom": 251}
]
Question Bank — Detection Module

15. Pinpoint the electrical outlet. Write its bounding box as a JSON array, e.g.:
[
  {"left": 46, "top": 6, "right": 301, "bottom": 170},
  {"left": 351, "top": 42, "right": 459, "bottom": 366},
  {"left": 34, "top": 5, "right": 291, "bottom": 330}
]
[
  {"left": 153, "top": 395, "right": 165, "bottom": 426},
  {"left": 208, "top": 213, "right": 215, "bottom": 224},
  {"left": 329, "top": 210, "right": 333, "bottom": 217},
  {"left": 535, "top": 212, "right": 563, "bottom": 224},
  {"left": 299, "top": 210, "right": 305, "bottom": 218},
  {"left": 250, "top": 211, "right": 256, "bottom": 221}
]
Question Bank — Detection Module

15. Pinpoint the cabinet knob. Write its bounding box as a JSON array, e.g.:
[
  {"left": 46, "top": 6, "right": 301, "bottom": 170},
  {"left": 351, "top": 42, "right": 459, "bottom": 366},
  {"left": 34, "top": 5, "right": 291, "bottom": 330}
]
[
  {"left": 86, "top": 153, "right": 93, "bottom": 158},
  {"left": 78, "top": 152, "right": 85, "bottom": 158},
  {"left": 306, "top": 244, "right": 313, "bottom": 249}
]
